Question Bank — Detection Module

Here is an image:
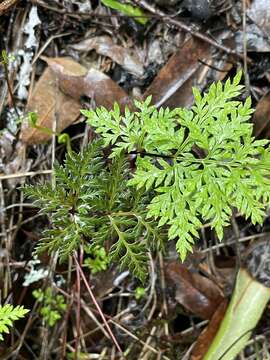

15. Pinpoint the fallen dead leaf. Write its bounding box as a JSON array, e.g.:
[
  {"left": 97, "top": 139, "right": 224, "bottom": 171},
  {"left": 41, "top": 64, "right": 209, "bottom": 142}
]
[
  {"left": 20, "top": 57, "right": 86, "bottom": 144},
  {"left": 190, "top": 299, "right": 228, "bottom": 360},
  {"left": 234, "top": 0, "right": 270, "bottom": 52},
  {"left": 46, "top": 57, "right": 132, "bottom": 110},
  {"left": 253, "top": 91, "right": 270, "bottom": 138},
  {"left": 70, "top": 35, "right": 144, "bottom": 77},
  {"left": 143, "top": 37, "right": 212, "bottom": 108},
  {"left": 144, "top": 35, "right": 233, "bottom": 109},
  {"left": 20, "top": 56, "right": 132, "bottom": 144},
  {"left": 165, "top": 261, "right": 224, "bottom": 320}
]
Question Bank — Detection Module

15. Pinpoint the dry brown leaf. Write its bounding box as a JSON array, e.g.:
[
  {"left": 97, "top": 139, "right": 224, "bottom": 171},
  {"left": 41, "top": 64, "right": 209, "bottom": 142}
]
[
  {"left": 21, "top": 56, "right": 131, "bottom": 144},
  {"left": 165, "top": 261, "right": 224, "bottom": 320},
  {"left": 253, "top": 91, "right": 270, "bottom": 138},
  {"left": 143, "top": 37, "right": 212, "bottom": 108},
  {"left": 190, "top": 299, "right": 228, "bottom": 360},
  {"left": 46, "top": 57, "right": 132, "bottom": 110},
  {"left": 20, "top": 57, "right": 86, "bottom": 144},
  {"left": 70, "top": 35, "right": 144, "bottom": 77}
]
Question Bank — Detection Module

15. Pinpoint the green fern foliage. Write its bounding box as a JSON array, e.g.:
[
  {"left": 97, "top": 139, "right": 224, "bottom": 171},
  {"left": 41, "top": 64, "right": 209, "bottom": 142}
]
[
  {"left": 0, "top": 304, "right": 29, "bottom": 341},
  {"left": 83, "top": 72, "right": 270, "bottom": 261},
  {"left": 24, "top": 141, "right": 161, "bottom": 281}
]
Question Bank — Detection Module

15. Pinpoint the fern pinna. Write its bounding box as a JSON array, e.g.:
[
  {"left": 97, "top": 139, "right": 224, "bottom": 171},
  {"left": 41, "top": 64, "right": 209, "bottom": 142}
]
[
  {"left": 0, "top": 304, "right": 29, "bottom": 341},
  {"left": 25, "top": 72, "right": 270, "bottom": 280}
]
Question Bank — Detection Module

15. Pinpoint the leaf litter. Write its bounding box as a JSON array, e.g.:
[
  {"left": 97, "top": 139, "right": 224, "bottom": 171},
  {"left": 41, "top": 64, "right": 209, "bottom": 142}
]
[{"left": 1, "top": 0, "right": 270, "bottom": 358}]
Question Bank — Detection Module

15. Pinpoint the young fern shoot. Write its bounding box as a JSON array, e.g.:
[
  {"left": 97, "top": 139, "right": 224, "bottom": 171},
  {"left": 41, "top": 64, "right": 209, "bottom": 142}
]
[{"left": 83, "top": 72, "right": 270, "bottom": 261}]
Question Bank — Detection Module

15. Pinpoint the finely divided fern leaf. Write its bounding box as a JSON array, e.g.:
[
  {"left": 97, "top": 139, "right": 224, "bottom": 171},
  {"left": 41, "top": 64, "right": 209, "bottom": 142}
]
[
  {"left": 0, "top": 304, "right": 29, "bottom": 341},
  {"left": 84, "top": 71, "right": 270, "bottom": 261},
  {"left": 24, "top": 142, "right": 161, "bottom": 281}
]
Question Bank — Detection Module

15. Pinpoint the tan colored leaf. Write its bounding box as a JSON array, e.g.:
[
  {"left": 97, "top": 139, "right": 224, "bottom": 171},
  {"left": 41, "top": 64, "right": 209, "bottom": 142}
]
[
  {"left": 20, "top": 56, "right": 131, "bottom": 144},
  {"left": 253, "top": 91, "right": 270, "bottom": 138},
  {"left": 20, "top": 57, "right": 87, "bottom": 144},
  {"left": 46, "top": 57, "right": 132, "bottom": 110},
  {"left": 70, "top": 35, "right": 144, "bottom": 77}
]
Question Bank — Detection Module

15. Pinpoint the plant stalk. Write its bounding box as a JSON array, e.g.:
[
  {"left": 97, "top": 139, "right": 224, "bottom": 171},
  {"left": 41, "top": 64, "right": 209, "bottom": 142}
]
[{"left": 203, "top": 268, "right": 270, "bottom": 360}]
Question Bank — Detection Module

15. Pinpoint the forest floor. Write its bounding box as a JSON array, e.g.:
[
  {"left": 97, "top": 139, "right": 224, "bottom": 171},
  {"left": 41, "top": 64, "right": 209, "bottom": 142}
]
[{"left": 1, "top": 0, "right": 270, "bottom": 359}]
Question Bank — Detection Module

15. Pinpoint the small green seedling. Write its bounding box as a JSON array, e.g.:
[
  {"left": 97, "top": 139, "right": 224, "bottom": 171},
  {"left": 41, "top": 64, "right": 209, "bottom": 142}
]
[
  {"left": 28, "top": 111, "right": 72, "bottom": 153},
  {"left": 134, "top": 286, "right": 146, "bottom": 300},
  {"left": 84, "top": 245, "right": 109, "bottom": 274},
  {"left": 101, "top": 0, "right": 148, "bottom": 25},
  {"left": 33, "top": 287, "right": 67, "bottom": 327}
]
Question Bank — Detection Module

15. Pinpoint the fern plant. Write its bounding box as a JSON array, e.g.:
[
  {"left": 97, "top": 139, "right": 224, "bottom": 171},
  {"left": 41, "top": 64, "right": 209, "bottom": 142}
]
[
  {"left": 0, "top": 304, "right": 29, "bottom": 341},
  {"left": 24, "top": 72, "right": 270, "bottom": 280},
  {"left": 82, "top": 72, "right": 270, "bottom": 261},
  {"left": 24, "top": 141, "right": 163, "bottom": 281}
]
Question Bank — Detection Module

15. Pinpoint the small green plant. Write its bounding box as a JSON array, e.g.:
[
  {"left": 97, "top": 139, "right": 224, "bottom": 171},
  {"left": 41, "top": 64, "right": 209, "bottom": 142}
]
[
  {"left": 134, "top": 286, "right": 146, "bottom": 300},
  {"left": 101, "top": 0, "right": 148, "bottom": 25},
  {"left": 84, "top": 245, "right": 110, "bottom": 274},
  {"left": 0, "top": 304, "right": 29, "bottom": 341},
  {"left": 32, "top": 287, "right": 67, "bottom": 327},
  {"left": 28, "top": 112, "right": 72, "bottom": 152},
  {"left": 24, "top": 72, "right": 270, "bottom": 281},
  {"left": 83, "top": 71, "right": 270, "bottom": 260}
]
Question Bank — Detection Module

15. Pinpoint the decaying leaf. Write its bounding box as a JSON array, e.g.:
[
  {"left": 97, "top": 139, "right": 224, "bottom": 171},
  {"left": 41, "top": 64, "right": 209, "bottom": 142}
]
[
  {"left": 143, "top": 37, "right": 212, "bottom": 108},
  {"left": 165, "top": 261, "right": 224, "bottom": 320},
  {"left": 20, "top": 58, "right": 86, "bottom": 144},
  {"left": 46, "top": 58, "right": 132, "bottom": 110},
  {"left": 234, "top": 0, "right": 270, "bottom": 52},
  {"left": 20, "top": 56, "right": 131, "bottom": 144},
  {"left": 70, "top": 35, "right": 144, "bottom": 77}
]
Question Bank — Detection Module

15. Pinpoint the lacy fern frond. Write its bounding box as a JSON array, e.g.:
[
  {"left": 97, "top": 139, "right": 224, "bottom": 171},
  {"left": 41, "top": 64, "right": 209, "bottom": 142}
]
[
  {"left": 24, "top": 141, "right": 161, "bottom": 281},
  {"left": 83, "top": 72, "right": 270, "bottom": 261},
  {"left": 0, "top": 304, "right": 29, "bottom": 341}
]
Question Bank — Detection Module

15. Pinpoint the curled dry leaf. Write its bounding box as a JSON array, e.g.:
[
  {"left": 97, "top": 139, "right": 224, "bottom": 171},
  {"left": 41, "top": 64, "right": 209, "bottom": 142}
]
[
  {"left": 70, "top": 35, "right": 144, "bottom": 77},
  {"left": 165, "top": 261, "right": 224, "bottom": 320},
  {"left": 143, "top": 37, "right": 212, "bottom": 108}
]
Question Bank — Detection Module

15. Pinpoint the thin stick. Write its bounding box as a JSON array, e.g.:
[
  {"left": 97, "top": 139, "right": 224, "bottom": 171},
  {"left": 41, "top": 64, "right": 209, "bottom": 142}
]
[
  {"left": 73, "top": 255, "right": 123, "bottom": 355},
  {"left": 0, "top": 0, "right": 19, "bottom": 15},
  {"left": 0, "top": 169, "right": 52, "bottom": 181},
  {"left": 133, "top": 0, "right": 251, "bottom": 64},
  {"left": 242, "top": 0, "right": 250, "bottom": 92}
]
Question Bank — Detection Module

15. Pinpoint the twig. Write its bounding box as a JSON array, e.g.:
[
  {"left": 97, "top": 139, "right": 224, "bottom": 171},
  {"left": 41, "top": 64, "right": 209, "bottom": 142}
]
[
  {"left": 0, "top": 169, "right": 52, "bottom": 181},
  {"left": 0, "top": 0, "right": 20, "bottom": 15},
  {"left": 73, "top": 255, "right": 123, "bottom": 355},
  {"left": 133, "top": 0, "right": 251, "bottom": 64},
  {"left": 242, "top": 0, "right": 250, "bottom": 93}
]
